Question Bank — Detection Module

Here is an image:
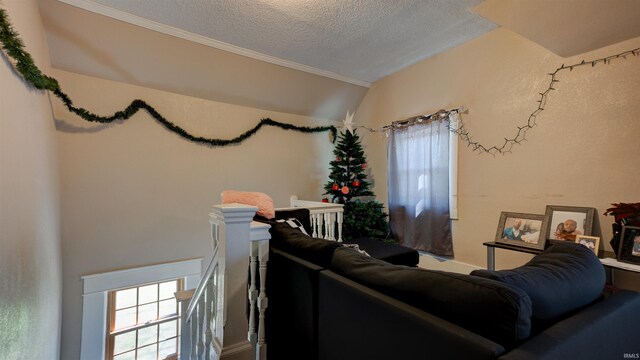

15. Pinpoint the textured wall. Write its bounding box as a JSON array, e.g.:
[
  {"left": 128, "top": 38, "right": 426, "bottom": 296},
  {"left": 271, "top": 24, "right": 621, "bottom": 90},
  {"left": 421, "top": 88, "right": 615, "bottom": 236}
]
[
  {"left": 52, "top": 69, "right": 334, "bottom": 359},
  {"left": 357, "top": 28, "right": 640, "bottom": 279},
  {"left": 0, "top": 1, "right": 62, "bottom": 359}
]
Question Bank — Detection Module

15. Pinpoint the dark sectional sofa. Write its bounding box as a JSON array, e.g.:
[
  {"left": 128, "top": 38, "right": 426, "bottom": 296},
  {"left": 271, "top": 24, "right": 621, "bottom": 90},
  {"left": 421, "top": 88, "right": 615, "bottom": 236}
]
[{"left": 260, "top": 210, "right": 640, "bottom": 360}]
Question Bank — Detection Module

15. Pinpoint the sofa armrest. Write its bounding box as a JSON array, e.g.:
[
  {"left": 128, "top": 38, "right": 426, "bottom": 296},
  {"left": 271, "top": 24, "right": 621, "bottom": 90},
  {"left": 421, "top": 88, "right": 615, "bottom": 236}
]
[
  {"left": 318, "top": 271, "right": 505, "bottom": 360},
  {"left": 500, "top": 290, "right": 640, "bottom": 360}
]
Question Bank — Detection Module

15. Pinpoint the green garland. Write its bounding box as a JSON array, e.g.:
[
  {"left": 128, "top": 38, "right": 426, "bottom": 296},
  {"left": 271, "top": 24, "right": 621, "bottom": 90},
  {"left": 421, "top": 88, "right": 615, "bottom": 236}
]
[{"left": 0, "top": 8, "right": 336, "bottom": 146}]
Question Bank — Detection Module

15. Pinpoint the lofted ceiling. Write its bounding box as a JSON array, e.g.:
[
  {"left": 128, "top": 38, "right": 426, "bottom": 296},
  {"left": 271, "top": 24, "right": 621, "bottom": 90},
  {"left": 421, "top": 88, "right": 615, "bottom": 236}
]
[
  {"left": 474, "top": 0, "right": 640, "bottom": 58},
  {"left": 35, "top": 0, "right": 640, "bottom": 121},
  {"left": 55, "top": 0, "right": 496, "bottom": 85}
]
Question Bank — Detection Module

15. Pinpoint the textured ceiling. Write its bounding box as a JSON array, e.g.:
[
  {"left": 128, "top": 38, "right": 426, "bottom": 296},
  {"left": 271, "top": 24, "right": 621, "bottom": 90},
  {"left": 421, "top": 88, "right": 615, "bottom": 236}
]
[
  {"left": 57, "top": 0, "right": 496, "bottom": 85},
  {"left": 38, "top": 0, "right": 640, "bottom": 121},
  {"left": 38, "top": 0, "right": 368, "bottom": 121}
]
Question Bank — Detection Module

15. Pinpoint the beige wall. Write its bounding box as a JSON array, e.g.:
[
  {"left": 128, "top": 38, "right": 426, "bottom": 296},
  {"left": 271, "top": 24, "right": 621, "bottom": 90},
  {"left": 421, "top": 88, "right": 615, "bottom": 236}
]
[
  {"left": 52, "top": 69, "right": 334, "bottom": 359},
  {"left": 0, "top": 1, "right": 62, "bottom": 359},
  {"left": 38, "top": 0, "right": 368, "bottom": 123},
  {"left": 357, "top": 28, "right": 640, "bottom": 280}
]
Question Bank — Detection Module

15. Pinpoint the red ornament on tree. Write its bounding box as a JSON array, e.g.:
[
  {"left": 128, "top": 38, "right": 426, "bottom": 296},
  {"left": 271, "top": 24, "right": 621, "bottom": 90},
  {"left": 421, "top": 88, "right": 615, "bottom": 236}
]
[
  {"left": 352, "top": 180, "right": 360, "bottom": 187},
  {"left": 336, "top": 156, "right": 342, "bottom": 162},
  {"left": 341, "top": 186, "right": 350, "bottom": 194},
  {"left": 331, "top": 184, "right": 339, "bottom": 191},
  {"left": 361, "top": 163, "right": 368, "bottom": 169}
]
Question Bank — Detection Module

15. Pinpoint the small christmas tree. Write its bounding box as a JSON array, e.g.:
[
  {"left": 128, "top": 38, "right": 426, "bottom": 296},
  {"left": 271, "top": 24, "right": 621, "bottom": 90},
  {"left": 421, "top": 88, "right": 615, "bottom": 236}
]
[{"left": 323, "top": 129, "right": 389, "bottom": 240}]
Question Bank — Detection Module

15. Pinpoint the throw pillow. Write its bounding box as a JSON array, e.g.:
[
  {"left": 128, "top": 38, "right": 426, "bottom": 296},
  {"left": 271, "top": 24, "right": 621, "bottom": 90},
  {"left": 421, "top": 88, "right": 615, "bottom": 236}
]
[{"left": 221, "top": 190, "right": 275, "bottom": 219}]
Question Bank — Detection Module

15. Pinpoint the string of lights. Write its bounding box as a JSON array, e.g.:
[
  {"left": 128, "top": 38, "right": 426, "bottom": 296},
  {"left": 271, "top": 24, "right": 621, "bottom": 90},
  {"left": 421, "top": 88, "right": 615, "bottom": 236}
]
[
  {"left": 338, "top": 47, "right": 639, "bottom": 155},
  {"left": 334, "top": 107, "right": 466, "bottom": 134},
  {"left": 455, "top": 47, "right": 640, "bottom": 155}
]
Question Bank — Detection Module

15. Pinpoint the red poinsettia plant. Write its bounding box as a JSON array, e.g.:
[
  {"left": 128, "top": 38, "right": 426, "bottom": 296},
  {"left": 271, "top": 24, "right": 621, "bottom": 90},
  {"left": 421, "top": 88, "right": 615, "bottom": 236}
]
[{"left": 603, "top": 202, "right": 640, "bottom": 226}]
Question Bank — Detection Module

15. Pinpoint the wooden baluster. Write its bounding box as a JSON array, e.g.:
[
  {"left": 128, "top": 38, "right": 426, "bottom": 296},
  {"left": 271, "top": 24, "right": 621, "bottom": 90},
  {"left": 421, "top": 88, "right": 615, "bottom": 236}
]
[
  {"left": 330, "top": 212, "right": 337, "bottom": 240},
  {"left": 337, "top": 211, "right": 343, "bottom": 242},
  {"left": 212, "top": 267, "right": 219, "bottom": 340},
  {"left": 318, "top": 213, "right": 328, "bottom": 239},
  {"left": 256, "top": 239, "right": 269, "bottom": 360},
  {"left": 190, "top": 303, "right": 198, "bottom": 360},
  {"left": 196, "top": 298, "right": 205, "bottom": 360},
  {"left": 204, "top": 279, "right": 214, "bottom": 359},
  {"left": 326, "top": 213, "right": 332, "bottom": 240},
  {"left": 247, "top": 241, "right": 259, "bottom": 357},
  {"left": 319, "top": 213, "right": 325, "bottom": 238},
  {"left": 316, "top": 213, "right": 325, "bottom": 239},
  {"left": 174, "top": 289, "right": 194, "bottom": 360},
  {"left": 323, "top": 213, "right": 330, "bottom": 240},
  {"left": 211, "top": 223, "right": 219, "bottom": 253},
  {"left": 310, "top": 214, "right": 318, "bottom": 238}
]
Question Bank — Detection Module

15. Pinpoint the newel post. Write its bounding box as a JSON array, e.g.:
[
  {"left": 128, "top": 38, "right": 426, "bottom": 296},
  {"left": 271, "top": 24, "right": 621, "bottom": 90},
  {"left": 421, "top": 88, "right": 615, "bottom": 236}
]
[{"left": 208, "top": 203, "right": 259, "bottom": 357}]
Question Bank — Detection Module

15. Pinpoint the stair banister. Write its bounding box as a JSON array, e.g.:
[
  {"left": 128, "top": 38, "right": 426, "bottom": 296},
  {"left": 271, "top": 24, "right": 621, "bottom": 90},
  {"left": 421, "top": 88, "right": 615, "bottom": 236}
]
[
  {"left": 177, "top": 197, "right": 341, "bottom": 360},
  {"left": 179, "top": 203, "right": 269, "bottom": 360}
]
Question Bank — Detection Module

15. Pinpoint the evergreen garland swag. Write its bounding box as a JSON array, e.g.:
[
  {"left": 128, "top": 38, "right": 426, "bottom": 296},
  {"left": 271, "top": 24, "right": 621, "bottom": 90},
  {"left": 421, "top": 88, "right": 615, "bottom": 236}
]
[
  {"left": 324, "top": 130, "right": 389, "bottom": 241},
  {"left": 0, "top": 8, "right": 336, "bottom": 146}
]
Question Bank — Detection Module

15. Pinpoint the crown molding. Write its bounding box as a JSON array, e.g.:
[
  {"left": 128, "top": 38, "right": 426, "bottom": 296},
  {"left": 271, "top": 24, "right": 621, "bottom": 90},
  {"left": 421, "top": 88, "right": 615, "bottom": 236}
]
[{"left": 57, "top": 0, "right": 372, "bottom": 88}]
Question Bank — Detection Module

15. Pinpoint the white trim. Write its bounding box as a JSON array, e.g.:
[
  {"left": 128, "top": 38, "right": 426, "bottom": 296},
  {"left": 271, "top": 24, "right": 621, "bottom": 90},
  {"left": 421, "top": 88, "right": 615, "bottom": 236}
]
[
  {"left": 448, "top": 113, "right": 459, "bottom": 220},
  {"left": 57, "top": 0, "right": 371, "bottom": 88},
  {"left": 250, "top": 221, "right": 272, "bottom": 241},
  {"left": 80, "top": 258, "right": 202, "bottom": 360},
  {"left": 82, "top": 258, "right": 202, "bottom": 294}
]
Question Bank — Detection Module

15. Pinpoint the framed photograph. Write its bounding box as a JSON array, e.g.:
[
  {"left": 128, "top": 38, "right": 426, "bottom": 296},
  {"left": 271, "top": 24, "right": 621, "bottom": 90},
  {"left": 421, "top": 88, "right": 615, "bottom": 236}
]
[
  {"left": 575, "top": 235, "right": 600, "bottom": 255},
  {"left": 495, "top": 212, "right": 549, "bottom": 250},
  {"left": 618, "top": 226, "right": 640, "bottom": 265},
  {"left": 544, "top": 205, "right": 595, "bottom": 241}
]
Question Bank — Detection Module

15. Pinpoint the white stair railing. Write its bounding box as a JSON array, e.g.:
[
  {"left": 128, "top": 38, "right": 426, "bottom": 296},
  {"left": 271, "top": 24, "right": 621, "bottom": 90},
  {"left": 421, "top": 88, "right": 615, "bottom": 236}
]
[
  {"left": 288, "top": 195, "right": 344, "bottom": 242},
  {"left": 176, "top": 197, "right": 342, "bottom": 360},
  {"left": 177, "top": 204, "right": 269, "bottom": 360},
  {"left": 248, "top": 221, "right": 270, "bottom": 360}
]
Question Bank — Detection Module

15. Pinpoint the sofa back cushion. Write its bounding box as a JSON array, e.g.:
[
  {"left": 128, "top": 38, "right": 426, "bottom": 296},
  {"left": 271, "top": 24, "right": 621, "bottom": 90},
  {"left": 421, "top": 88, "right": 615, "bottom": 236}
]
[
  {"left": 330, "top": 247, "right": 532, "bottom": 349},
  {"left": 268, "top": 221, "right": 340, "bottom": 268},
  {"left": 471, "top": 241, "right": 605, "bottom": 330}
]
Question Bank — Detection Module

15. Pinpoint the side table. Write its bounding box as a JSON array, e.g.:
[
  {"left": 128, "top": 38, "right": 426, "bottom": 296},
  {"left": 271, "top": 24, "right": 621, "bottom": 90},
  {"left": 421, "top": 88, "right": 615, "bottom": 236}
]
[
  {"left": 483, "top": 241, "right": 543, "bottom": 271},
  {"left": 483, "top": 242, "right": 640, "bottom": 286},
  {"left": 600, "top": 257, "right": 640, "bottom": 285}
]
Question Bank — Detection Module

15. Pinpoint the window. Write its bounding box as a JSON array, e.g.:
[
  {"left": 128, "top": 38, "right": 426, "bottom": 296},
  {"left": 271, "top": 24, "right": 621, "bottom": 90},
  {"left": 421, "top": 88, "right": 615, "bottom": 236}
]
[
  {"left": 387, "top": 117, "right": 458, "bottom": 255},
  {"left": 80, "top": 259, "right": 201, "bottom": 360},
  {"left": 106, "top": 279, "right": 184, "bottom": 360}
]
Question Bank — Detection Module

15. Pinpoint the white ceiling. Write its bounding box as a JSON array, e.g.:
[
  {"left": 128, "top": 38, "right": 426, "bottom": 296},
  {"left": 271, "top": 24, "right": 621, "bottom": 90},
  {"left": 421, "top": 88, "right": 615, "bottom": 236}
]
[{"left": 57, "top": 0, "right": 496, "bottom": 85}]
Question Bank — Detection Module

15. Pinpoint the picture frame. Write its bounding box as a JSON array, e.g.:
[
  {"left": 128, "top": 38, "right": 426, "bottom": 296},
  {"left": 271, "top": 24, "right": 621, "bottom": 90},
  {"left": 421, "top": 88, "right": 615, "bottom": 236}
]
[
  {"left": 495, "top": 212, "right": 549, "bottom": 250},
  {"left": 544, "top": 205, "right": 595, "bottom": 242},
  {"left": 575, "top": 235, "right": 600, "bottom": 255},
  {"left": 618, "top": 226, "right": 640, "bottom": 265}
]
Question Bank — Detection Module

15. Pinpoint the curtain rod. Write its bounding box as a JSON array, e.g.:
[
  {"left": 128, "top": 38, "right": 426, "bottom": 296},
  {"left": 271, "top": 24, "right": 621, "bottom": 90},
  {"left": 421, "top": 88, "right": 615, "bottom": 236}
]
[{"left": 382, "top": 106, "right": 466, "bottom": 131}]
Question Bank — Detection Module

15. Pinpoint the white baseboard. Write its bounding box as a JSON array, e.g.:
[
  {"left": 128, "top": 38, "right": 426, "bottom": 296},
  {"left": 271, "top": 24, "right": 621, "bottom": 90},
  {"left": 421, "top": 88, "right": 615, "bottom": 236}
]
[{"left": 417, "top": 252, "right": 483, "bottom": 274}]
